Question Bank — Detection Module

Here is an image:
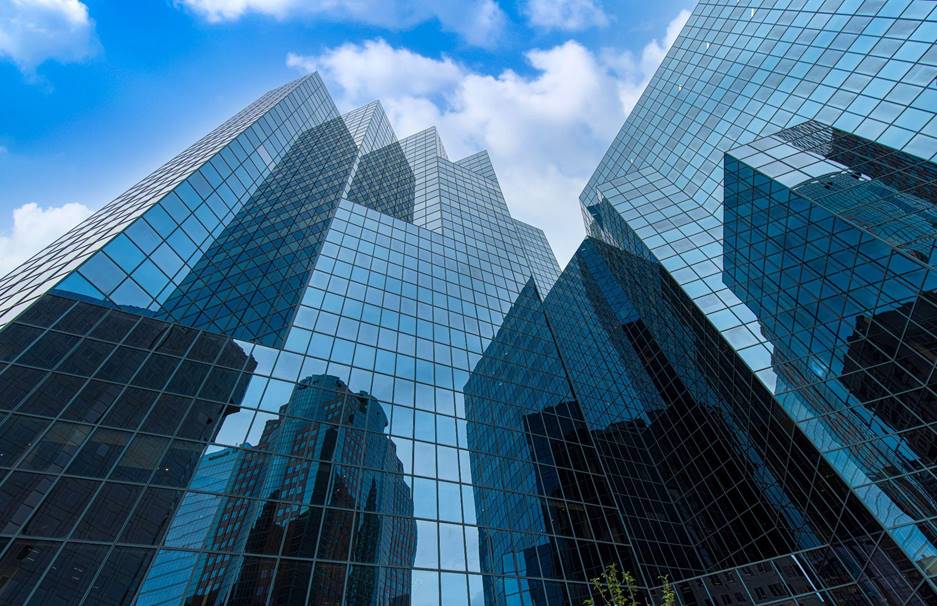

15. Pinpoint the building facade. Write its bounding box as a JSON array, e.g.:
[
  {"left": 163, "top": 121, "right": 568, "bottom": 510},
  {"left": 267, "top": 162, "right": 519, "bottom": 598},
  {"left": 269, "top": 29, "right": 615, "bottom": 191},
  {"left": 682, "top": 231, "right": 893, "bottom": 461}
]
[
  {"left": 0, "top": 73, "right": 566, "bottom": 605},
  {"left": 572, "top": 0, "right": 936, "bottom": 603},
  {"left": 0, "top": 1, "right": 935, "bottom": 605}
]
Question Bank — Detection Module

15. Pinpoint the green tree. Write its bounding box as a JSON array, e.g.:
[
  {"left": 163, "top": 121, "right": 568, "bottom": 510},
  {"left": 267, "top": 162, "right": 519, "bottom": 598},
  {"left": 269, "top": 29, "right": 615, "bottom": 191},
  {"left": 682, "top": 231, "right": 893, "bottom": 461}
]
[{"left": 583, "top": 564, "right": 675, "bottom": 606}]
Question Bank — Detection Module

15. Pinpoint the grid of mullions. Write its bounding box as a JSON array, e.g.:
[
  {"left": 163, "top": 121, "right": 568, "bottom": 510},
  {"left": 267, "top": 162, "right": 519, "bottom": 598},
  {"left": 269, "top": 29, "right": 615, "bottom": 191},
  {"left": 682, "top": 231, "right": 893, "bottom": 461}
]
[
  {"left": 464, "top": 281, "right": 636, "bottom": 604},
  {"left": 11, "top": 1, "right": 936, "bottom": 600},
  {"left": 156, "top": 114, "right": 362, "bottom": 347},
  {"left": 584, "top": 0, "right": 936, "bottom": 215},
  {"left": 597, "top": 167, "right": 772, "bottom": 376},
  {"left": 722, "top": 127, "right": 937, "bottom": 577},
  {"left": 53, "top": 80, "right": 340, "bottom": 341},
  {"left": 346, "top": 140, "right": 417, "bottom": 222},
  {"left": 0, "top": 112, "right": 599, "bottom": 605},
  {"left": 0, "top": 283, "right": 620, "bottom": 603},
  {"left": 400, "top": 128, "right": 453, "bottom": 235},
  {"left": 544, "top": 247, "right": 705, "bottom": 584},
  {"left": 341, "top": 101, "right": 397, "bottom": 153},
  {"left": 0, "top": 76, "right": 330, "bottom": 330},
  {"left": 0, "top": 71, "right": 588, "bottom": 604},
  {"left": 582, "top": 0, "right": 937, "bottom": 385},
  {"left": 5, "top": 282, "right": 620, "bottom": 606},
  {"left": 544, "top": 233, "right": 934, "bottom": 603},
  {"left": 455, "top": 151, "right": 499, "bottom": 183},
  {"left": 511, "top": 221, "right": 561, "bottom": 295},
  {"left": 577, "top": 5, "right": 936, "bottom": 595}
]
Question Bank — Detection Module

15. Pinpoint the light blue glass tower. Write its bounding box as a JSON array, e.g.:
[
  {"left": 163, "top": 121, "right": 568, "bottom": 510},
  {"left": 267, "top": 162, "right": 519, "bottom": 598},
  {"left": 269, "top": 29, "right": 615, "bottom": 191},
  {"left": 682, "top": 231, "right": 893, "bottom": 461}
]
[
  {"left": 0, "top": 74, "right": 563, "bottom": 605},
  {"left": 573, "top": 0, "right": 937, "bottom": 603}
]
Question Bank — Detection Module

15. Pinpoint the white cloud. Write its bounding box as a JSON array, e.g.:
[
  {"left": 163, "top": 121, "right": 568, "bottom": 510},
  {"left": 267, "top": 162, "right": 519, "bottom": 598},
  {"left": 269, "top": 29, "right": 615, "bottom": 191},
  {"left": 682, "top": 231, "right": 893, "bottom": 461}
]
[
  {"left": 0, "top": 0, "right": 98, "bottom": 74},
  {"left": 177, "top": 0, "right": 506, "bottom": 47},
  {"left": 287, "top": 9, "right": 689, "bottom": 267},
  {"left": 0, "top": 202, "right": 92, "bottom": 275},
  {"left": 287, "top": 42, "right": 462, "bottom": 101},
  {"left": 524, "top": 0, "right": 608, "bottom": 31}
]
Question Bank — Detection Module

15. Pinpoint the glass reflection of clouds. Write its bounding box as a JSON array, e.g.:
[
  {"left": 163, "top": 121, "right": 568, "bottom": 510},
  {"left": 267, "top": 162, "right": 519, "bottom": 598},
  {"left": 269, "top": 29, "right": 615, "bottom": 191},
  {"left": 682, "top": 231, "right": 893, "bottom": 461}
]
[{"left": 0, "top": 1, "right": 935, "bottom": 604}]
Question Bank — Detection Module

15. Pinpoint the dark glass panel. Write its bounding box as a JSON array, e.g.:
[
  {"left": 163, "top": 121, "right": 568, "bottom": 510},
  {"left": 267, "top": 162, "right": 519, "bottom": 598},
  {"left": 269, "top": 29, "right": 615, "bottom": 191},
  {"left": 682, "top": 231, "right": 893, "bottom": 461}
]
[
  {"left": 93, "top": 346, "right": 147, "bottom": 383},
  {"left": 81, "top": 547, "right": 154, "bottom": 606},
  {"left": 110, "top": 435, "right": 168, "bottom": 483},
  {"left": 88, "top": 309, "right": 138, "bottom": 342},
  {"left": 28, "top": 542, "right": 108, "bottom": 605},
  {"left": 52, "top": 302, "right": 105, "bottom": 335},
  {"left": 17, "top": 331, "right": 79, "bottom": 369},
  {"left": 120, "top": 487, "right": 183, "bottom": 545},
  {"left": 166, "top": 359, "right": 210, "bottom": 396},
  {"left": 140, "top": 394, "right": 190, "bottom": 435},
  {"left": 0, "top": 472, "right": 55, "bottom": 535},
  {"left": 100, "top": 387, "right": 156, "bottom": 430},
  {"left": 15, "top": 297, "right": 74, "bottom": 328},
  {"left": 0, "top": 366, "right": 45, "bottom": 412},
  {"left": 72, "top": 482, "right": 141, "bottom": 541},
  {"left": 19, "top": 422, "right": 90, "bottom": 473},
  {"left": 188, "top": 332, "right": 225, "bottom": 363},
  {"left": 153, "top": 440, "right": 205, "bottom": 487},
  {"left": 22, "top": 477, "right": 98, "bottom": 538},
  {"left": 65, "top": 428, "right": 130, "bottom": 477},
  {"left": 56, "top": 339, "right": 114, "bottom": 376},
  {"left": 0, "top": 540, "right": 59, "bottom": 604},
  {"left": 0, "top": 416, "right": 50, "bottom": 468},
  {"left": 0, "top": 324, "right": 43, "bottom": 362},
  {"left": 155, "top": 324, "right": 197, "bottom": 356},
  {"left": 130, "top": 353, "right": 179, "bottom": 391},
  {"left": 17, "top": 373, "right": 84, "bottom": 417},
  {"left": 124, "top": 319, "right": 169, "bottom": 349}
]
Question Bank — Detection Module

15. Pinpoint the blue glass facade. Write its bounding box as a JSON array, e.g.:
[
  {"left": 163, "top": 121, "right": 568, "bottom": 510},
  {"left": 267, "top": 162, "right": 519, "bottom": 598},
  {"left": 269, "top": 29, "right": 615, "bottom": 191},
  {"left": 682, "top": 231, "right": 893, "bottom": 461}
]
[
  {"left": 724, "top": 121, "right": 937, "bottom": 580},
  {"left": 572, "top": 0, "right": 936, "bottom": 603},
  {"left": 0, "top": 71, "right": 573, "bottom": 605},
  {"left": 0, "top": 1, "right": 935, "bottom": 604}
]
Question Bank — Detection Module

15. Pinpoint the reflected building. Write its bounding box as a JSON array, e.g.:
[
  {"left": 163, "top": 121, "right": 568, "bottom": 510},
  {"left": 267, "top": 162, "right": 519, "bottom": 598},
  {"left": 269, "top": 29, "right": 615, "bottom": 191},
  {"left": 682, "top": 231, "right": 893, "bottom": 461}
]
[
  {"left": 0, "top": 294, "right": 257, "bottom": 605},
  {"left": 722, "top": 121, "right": 937, "bottom": 589},
  {"left": 0, "top": 1, "right": 935, "bottom": 604},
  {"left": 464, "top": 281, "right": 633, "bottom": 605},
  {"left": 840, "top": 292, "right": 937, "bottom": 468},
  {"left": 137, "top": 375, "right": 415, "bottom": 605}
]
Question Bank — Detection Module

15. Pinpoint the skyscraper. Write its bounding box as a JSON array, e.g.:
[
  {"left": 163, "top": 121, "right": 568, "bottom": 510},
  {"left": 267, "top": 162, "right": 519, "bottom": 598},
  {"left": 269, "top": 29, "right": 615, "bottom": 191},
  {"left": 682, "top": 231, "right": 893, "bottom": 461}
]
[
  {"left": 0, "top": 1, "right": 935, "bottom": 605},
  {"left": 569, "top": 0, "right": 936, "bottom": 603},
  {"left": 0, "top": 74, "right": 563, "bottom": 605}
]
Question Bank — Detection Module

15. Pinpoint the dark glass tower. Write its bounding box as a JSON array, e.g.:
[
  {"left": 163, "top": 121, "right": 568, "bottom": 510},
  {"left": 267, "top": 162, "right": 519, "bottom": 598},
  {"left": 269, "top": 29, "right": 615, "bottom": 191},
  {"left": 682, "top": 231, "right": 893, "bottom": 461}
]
[{"left": 0, "top": 1, "right": 935, "bottom": 604}]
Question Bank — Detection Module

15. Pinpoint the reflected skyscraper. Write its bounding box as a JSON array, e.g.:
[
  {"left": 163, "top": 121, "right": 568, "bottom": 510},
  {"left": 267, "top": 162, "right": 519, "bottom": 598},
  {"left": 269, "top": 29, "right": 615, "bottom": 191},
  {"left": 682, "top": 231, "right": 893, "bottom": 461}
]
[
  {"left": 464, "top": 281, "right": 633, "bottom": 605},
  {"left": 137, "top": 375, "right": 415, "bottom": 605},
  {"left": 0, "top": 1, "right": 935, "bottom": 604}
]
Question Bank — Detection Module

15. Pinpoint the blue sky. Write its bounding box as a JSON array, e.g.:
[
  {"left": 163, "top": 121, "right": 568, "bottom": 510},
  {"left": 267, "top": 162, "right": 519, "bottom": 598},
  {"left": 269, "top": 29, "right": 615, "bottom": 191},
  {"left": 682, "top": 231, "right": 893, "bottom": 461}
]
[{"left": 0, "top": 0, "right": 693, "bottom": 271}]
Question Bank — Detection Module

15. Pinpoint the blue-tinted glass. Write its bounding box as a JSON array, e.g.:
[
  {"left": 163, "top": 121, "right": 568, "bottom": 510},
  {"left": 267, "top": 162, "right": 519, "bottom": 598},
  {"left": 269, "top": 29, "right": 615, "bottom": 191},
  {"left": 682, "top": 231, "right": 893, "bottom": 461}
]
[{"left": 0, "top": 3, "right": 935, "bottom": 604}]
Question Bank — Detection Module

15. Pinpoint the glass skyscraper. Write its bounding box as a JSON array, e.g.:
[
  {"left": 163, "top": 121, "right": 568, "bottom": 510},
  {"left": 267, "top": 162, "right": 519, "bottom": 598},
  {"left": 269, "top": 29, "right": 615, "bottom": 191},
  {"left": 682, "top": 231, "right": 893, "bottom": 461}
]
[
  {"left": 571, "top": 0, "right": 936, "bottom": 603},
  {"left": 0, "top": 1, "right": 935, "bottom": 605}
]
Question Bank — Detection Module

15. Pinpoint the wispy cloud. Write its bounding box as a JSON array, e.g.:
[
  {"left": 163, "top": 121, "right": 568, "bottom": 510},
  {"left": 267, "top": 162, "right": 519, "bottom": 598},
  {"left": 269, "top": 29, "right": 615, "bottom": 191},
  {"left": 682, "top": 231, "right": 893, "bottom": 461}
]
[
  {"left": 524, "top": 0, "right": 609, "bottom": 32},
  {"left": 0, "top": 202, "right": 92, "bottom": 276},
  {"left": 0, "top": 0, "right": 99, "bottom": 75},
  {"left": 177, "top": 0, "right": 507, "bottom": 47},
  {"left": 286, "top": 9, "right": 691, "bottom": 266}
]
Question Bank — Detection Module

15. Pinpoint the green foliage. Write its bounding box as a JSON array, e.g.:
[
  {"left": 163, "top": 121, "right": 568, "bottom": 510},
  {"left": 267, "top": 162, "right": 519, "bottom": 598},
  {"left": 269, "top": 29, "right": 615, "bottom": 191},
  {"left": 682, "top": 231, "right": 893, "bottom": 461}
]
[{"left": 583, "top": 564, "right": 676, "bottom": 606}]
